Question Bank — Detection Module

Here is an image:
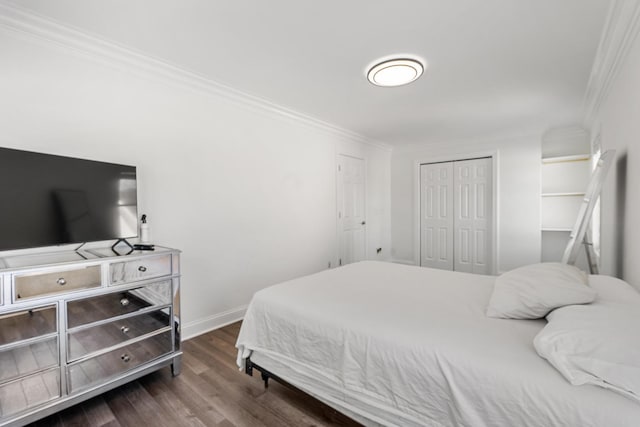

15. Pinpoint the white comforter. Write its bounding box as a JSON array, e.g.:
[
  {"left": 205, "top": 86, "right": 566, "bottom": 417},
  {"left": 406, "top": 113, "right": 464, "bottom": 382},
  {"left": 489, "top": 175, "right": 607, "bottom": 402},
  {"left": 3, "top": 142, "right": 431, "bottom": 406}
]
[{"left": 236, "top": 261, "right": 640, "bottom": 427}]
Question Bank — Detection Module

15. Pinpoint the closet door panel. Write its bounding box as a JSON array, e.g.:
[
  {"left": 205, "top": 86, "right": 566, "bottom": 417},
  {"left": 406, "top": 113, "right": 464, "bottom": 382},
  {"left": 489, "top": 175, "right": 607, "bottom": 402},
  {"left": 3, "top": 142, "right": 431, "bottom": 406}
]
[
  {"left": 454, "top": 158, "right": 493, "bottom": 274},
  {"left": 420, "top": 163, "right": 454, "bottom": 270}
]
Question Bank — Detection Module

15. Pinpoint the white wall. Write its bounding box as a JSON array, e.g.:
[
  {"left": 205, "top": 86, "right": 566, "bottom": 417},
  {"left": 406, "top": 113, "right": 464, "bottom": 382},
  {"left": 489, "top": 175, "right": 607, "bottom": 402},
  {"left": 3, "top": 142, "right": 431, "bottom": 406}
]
[
  {"left": 0, "top": 26, "right": 391, "bottom": 337},
  {"left": 390, "top": 135, "right": 541, "bottom": 273},
  {"left": 590, "top": 31, "right": 640, "bottom": 289}
]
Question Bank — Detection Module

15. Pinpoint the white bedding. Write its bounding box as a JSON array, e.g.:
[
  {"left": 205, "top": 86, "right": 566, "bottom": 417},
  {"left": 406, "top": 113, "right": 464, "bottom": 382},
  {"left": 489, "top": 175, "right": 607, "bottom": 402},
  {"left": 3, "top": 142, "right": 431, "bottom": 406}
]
[{"left": 236, "top": 261, "right": 640, "bottom": 427}]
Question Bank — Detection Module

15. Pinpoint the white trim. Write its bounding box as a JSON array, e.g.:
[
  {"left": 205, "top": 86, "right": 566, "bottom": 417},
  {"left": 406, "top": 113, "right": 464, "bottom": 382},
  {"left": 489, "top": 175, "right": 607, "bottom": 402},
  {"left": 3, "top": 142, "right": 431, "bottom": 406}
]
[
  {"left": 390, "top": 258, "right": 417, "bottom": 266},
  {"left": 412, "top": 151, "right": 500, "bottom": 275},
  {"left": 182, "top": 305, "right": 247, "bottom": 340},
  {"left": 0, "top": 2, "right": 392, "bottom": 152},
  {"left": 583, "top": 0, "right": 640, "bottom": 128}
]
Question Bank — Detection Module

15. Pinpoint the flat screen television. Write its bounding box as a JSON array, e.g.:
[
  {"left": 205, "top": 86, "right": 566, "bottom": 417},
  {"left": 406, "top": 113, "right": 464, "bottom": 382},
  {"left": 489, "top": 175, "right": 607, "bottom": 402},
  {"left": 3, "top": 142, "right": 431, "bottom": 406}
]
[{"left": 0, "top": 147, "right": 138, "bottom": 251}]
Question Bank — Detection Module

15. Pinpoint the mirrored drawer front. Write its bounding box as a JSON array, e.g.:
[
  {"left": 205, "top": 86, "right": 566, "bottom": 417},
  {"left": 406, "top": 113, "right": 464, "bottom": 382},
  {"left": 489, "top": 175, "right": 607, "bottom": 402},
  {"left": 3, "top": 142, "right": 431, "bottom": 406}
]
[
  {"left": 68, "top": 330, "right": 172, "bottom": 393},
  {"left": 14, "top": 265, "right": 101, "bottom": 301},
  {"left": 0, "top": 368, "right": 60, "bottom": 418},
  {"left": 67, "top": 280, "right": 172, "bottom": 329},
  {"left": 110, "top": 255, "right": 172, "bottom": 285},
  {"left": 68, "top": 308, "right": 171, "bottom": 361},
  {"left": 0, "top": 305, "right": 57, "bottom": 347},
  {"left": 0, "top": 337, "right": 58, "bottom": 384}
]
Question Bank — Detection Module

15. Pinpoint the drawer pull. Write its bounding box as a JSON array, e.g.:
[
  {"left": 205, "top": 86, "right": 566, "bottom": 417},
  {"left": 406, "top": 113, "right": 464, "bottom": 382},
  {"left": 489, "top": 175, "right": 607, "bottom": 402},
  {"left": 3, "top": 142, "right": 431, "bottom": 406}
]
[
  {"left": 138, "top": 266, "right": 147, "bottom": 272},
  {"left": 56, "top": 278, "right": 67, "bottom": 286},
  {"left": 121, "top": 326, "right": 130, "bottom": 334},
  {"left": 120, "top": 298, "right": 130, "bottom": 307},
  {"left": 121, "top": 354, "right": 131, "bottom": 363}
]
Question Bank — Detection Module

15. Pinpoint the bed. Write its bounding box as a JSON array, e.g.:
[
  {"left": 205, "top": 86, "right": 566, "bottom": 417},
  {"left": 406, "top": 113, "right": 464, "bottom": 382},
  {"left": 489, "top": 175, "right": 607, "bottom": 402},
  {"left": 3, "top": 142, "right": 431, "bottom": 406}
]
[{"left": 236, "top": 261, "right": 640, "bottom": 426}]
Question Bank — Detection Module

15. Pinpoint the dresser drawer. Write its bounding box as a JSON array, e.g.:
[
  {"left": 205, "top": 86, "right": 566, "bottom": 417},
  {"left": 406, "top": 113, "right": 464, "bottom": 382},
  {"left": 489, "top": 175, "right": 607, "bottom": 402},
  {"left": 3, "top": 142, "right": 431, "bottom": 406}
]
[
  {"left": 0, "top": 337, "right": 58, "bottom": 384},
  {"left": 14, "top": 265, "right": 101, "bottom": 301},
  {"left": 0, "top": 305, "right": 57, "bottom": 347},
  {"left": 67, "top": 308, "right": 171, "bottom": 361},
  {"left": 0, "top": 368, "right": 60, "bottom": 418},
  {"left": 67, "top": 280, "right": 172, "bottom": 329},
  {"left": 110, "top": 255, "right": 172, "bottom": 285},
  {"left": 67, "top": 330, "right": 172, "bottom": 393}
]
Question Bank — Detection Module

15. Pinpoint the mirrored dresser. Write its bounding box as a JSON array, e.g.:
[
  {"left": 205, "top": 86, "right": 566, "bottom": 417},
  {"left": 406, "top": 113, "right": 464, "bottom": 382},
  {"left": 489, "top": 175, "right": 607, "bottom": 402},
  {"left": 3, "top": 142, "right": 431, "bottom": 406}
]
[{"left": 0, "top": 246, "right": 181, "bottom": 426}]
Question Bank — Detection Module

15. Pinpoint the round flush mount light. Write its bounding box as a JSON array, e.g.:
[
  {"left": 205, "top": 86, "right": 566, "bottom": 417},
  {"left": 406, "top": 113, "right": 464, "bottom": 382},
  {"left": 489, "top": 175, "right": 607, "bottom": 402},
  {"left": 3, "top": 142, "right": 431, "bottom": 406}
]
[{"left": 366, "top": 56, "right": 425, "bottom": 87}]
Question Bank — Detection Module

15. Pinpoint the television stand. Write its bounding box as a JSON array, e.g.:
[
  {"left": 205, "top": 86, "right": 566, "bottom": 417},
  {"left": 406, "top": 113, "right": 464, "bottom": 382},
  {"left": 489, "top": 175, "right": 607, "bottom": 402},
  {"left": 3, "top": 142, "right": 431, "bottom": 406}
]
[{"left": 0, "top": 245, "right": 182, "bottom": 426}]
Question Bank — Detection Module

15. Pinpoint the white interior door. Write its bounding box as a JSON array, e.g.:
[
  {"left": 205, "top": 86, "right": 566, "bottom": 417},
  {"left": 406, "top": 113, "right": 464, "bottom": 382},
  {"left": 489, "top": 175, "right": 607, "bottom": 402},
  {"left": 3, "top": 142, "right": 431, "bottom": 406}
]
[
  {"left": 453, "top": 158, "right": 493, "bottom": 274},
  {"left": 420, "top": 162, "right": 454, "bottom": 270},
  {"left": 337, "top": 155, "right": 366, "bottom": 266}
]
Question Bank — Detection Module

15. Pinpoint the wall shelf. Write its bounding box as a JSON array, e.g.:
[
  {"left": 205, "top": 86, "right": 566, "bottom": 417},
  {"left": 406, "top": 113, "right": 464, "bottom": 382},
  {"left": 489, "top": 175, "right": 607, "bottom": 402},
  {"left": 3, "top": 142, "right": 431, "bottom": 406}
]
[
  {"left": 541, "top": 154, "right": 590, "bottom": 164},
  {"left": 540, "top": 151, "right": 590, "bottom": 263},
  {"left": 541, "top": 192, "right": 585, "bottom": 198}
]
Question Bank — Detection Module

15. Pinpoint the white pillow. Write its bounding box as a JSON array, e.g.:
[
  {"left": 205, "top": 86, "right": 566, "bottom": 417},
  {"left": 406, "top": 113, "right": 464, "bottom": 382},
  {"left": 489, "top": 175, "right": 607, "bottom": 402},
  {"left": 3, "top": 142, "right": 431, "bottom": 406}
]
[
  {"left": 588, "top": 274, "right": 640, "bottom": 304},
  {"left": 486, "top": 263, "right": 596, "bottom": 319},
  {"left": 534, "top": 298, "right": 640, "bottom": 402}
]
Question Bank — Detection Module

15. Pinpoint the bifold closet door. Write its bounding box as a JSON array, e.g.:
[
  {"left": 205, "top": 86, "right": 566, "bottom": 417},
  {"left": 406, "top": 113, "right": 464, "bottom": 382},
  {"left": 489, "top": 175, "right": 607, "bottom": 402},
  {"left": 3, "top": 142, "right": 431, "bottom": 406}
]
[
  {"left": 420, "top": 162, "right": 454, "bottom": 270},
  {"left": 420, "top": 157, "right": 492, "bottom": 274},
  {"left": 453, "top": 158, "right": 492, "bottom": 274}
]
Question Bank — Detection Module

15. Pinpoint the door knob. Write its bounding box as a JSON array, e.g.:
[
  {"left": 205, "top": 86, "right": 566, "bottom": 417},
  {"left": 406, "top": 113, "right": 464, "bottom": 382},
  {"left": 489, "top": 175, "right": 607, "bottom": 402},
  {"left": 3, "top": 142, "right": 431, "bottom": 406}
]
[{"left": 361, "top": 221, "right": 366, "bottom": 225}]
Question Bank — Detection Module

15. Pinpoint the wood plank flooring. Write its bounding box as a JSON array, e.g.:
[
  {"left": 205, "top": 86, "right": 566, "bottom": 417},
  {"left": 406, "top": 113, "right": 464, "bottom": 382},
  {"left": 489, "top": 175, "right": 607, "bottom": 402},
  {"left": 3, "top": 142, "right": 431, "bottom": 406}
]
[{"left": 28, "top": 322, "right": 361, "bottom": 427}]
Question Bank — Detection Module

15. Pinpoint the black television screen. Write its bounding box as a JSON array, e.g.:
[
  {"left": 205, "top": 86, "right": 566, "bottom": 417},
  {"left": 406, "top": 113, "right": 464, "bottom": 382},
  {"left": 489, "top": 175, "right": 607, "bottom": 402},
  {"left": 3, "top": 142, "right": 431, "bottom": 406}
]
[{"left": 0, "top": 147, "right": 138, "bottom": 251}]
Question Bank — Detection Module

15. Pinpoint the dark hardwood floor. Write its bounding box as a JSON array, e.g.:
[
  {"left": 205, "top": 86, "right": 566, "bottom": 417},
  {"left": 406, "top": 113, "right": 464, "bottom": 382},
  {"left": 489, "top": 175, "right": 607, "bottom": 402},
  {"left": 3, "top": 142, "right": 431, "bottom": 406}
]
[{"left": 29, "top": 322, "right": 361, "bottom": 427}]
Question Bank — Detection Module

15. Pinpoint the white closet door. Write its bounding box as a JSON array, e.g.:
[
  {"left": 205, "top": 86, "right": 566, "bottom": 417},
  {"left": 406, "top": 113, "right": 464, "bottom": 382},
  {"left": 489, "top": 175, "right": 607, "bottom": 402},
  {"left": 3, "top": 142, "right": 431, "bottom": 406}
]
[
  {"left": 454, "top": 158, "right": 492, "bottom": 274},
  {"left": 420, "top": 162, "right": 454, "bottom": 270}
]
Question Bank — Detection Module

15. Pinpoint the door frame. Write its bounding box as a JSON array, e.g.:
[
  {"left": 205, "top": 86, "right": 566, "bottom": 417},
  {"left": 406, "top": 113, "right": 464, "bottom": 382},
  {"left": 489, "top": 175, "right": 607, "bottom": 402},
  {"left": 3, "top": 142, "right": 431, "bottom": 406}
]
[
  {"left": 413, "top": 150, "right": 499, "bottom": 274},
  {"left": 336, "top": 153, "right": 367, "bottom": 266}
]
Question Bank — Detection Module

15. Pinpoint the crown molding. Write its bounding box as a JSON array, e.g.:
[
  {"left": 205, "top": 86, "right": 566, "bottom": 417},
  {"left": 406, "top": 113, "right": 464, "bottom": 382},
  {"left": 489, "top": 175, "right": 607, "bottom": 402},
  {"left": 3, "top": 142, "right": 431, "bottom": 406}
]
[
  {"left": 0, "top": 2, "right": 392, "bottom": 152},
  {"left": 583, "top": 0, "right": 640, "bottom": 128}
]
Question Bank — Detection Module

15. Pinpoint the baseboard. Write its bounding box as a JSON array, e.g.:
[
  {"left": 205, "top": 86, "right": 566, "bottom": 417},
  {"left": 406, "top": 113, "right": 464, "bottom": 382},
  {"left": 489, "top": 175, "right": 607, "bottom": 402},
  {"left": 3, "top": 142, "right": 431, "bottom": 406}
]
[
  {"left": 182, "top": 305, "right": 247, "bottom": 340},
  {"left": 390, "top": 258, "right": 417, "bottom": 265}
]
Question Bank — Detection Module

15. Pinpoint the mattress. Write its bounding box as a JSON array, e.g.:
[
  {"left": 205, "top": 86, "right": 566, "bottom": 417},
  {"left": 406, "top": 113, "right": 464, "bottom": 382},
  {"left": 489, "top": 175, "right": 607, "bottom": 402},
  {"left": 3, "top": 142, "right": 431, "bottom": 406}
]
[{"left": 236, "top": 261, "right": 640, "bottom": 426}]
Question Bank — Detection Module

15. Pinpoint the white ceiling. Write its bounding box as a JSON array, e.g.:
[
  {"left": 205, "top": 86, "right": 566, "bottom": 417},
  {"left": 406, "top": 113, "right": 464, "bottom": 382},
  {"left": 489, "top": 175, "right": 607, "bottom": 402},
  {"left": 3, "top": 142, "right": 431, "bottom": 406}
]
[{"left": 4, "top": 0, "right": 611, "bottom": 145}]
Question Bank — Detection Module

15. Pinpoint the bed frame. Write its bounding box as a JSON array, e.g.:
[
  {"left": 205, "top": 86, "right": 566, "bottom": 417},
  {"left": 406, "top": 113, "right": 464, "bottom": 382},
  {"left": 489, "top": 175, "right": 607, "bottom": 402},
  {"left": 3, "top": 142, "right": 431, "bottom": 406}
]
[{"left": 244, "top": 356, "right": 282, "bottom": 388}]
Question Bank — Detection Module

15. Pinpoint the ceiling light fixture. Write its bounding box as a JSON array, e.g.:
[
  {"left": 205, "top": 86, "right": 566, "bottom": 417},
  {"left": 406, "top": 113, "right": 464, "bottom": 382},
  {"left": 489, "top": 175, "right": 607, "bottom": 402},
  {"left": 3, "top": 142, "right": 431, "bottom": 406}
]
[{"left": 366, "top": 57, "right": 425, "bottom": 87}]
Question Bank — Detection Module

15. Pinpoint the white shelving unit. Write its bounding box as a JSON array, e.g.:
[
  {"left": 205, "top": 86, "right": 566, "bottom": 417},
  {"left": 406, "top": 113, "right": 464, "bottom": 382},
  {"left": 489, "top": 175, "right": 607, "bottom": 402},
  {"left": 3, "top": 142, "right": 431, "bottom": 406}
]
[{"left": 540, "top": 154, "right": 590, "bottom": 263}]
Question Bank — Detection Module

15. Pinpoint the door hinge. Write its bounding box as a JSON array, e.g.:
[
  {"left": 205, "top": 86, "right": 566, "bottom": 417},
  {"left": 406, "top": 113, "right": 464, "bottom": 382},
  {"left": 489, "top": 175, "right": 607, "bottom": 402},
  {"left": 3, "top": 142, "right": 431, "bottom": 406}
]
[
  {"left": 338, "top": 211, "right": 342, "bottom": 219},
  {"left": 338, "top": 165, "right": 341, "bottom": 172},
  {"left": 339, "top": 258, "right": 342, "bottom": 266}
]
